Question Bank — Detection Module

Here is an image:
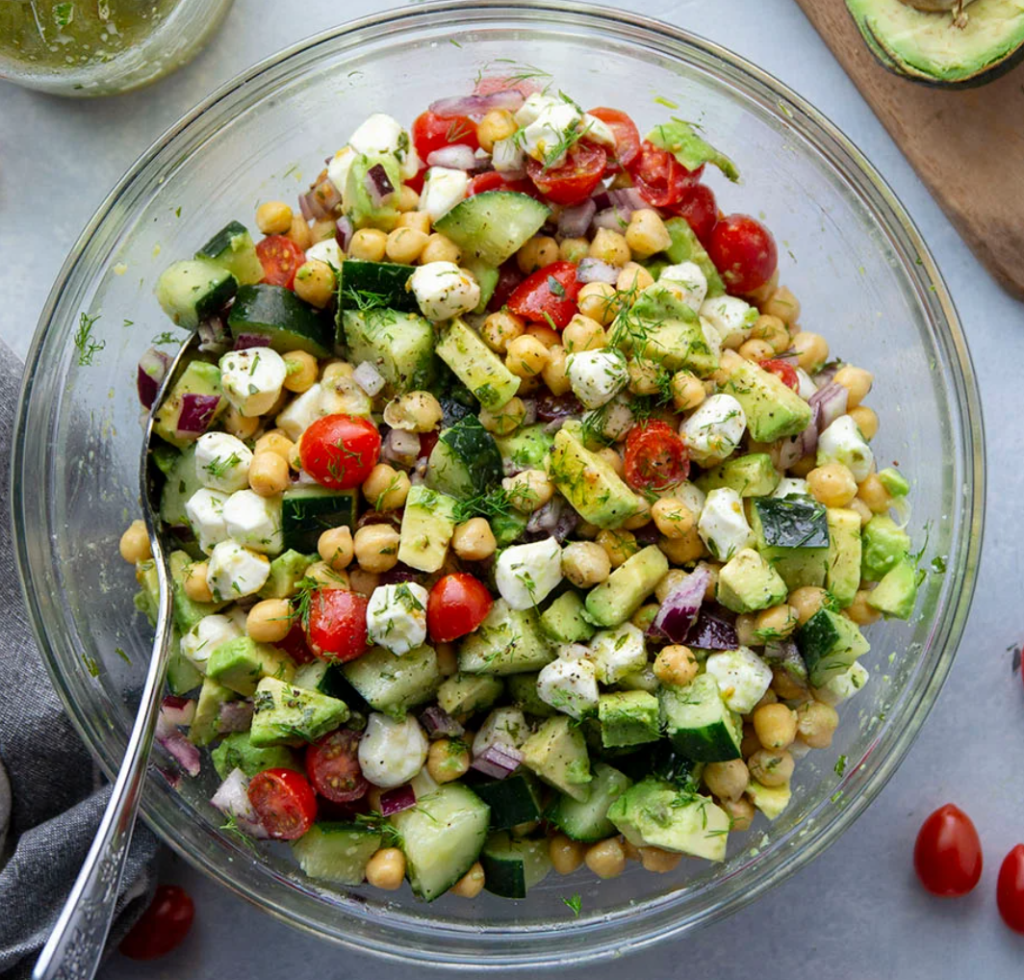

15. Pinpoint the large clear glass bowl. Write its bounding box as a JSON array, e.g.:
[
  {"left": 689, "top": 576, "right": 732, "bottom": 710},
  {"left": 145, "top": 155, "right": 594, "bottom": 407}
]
[{"left": 12, "top": 1, "right": 983, "bottom": 968}]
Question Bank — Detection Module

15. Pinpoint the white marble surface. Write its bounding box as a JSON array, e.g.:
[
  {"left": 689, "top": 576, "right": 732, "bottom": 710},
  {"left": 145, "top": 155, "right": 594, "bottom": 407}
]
[{"left": 2, "top": 1, "right": 1022, "bottom": 977}]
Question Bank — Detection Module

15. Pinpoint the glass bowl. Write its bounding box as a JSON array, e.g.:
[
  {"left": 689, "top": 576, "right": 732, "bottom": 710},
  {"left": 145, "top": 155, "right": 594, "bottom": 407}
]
[{"left": 12, "top": 0, "right": 983, "bottom": 968}]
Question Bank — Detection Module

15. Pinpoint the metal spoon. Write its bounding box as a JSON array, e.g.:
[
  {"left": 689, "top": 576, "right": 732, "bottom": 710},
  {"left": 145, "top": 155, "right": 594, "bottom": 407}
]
[{"left": 33, "top": 336, "right": 201, "bottom": 980}]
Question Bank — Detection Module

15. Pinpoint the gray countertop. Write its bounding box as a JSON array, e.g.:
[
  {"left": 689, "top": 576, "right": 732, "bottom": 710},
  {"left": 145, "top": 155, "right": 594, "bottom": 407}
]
[{"left": 2, "top": 1, "right": 1022, "bottom": 978}]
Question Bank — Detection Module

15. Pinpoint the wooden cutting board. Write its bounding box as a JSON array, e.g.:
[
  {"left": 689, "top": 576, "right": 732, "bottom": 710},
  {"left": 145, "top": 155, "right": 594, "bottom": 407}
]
[{"left": 793, "top": 0, "right": 1024, "bottom": 300}]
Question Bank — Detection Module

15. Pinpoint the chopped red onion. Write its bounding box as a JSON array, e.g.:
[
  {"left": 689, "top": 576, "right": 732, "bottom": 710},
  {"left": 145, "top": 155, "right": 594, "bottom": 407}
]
[
  {"left": 524, "top": 497, "right": 579, "bottom": 545},
  {"left": 427, "top": 144, "right": 478, "bottom": 171},
  {"left": 591, "top": 206, "right": 631, "bottom": 233},
  {"left": 773, "top": 351, "right": 800, "bottom": 368},
  {"left": 217, "top": 700, "right": 254, "bottom": 733},
  {"left": 299, "top": 189, "right": 329, "bottom": 222},
  {"left": 312, "top": 176, "right": 342, "bottom": 213},
  {"left": 471, "top": 743, "right": 523, "bottom": 780},
  {"left": 576, "top": 256, "right": 620, "bottom": 284},
  {"left": 335, "top": 215, "right": 354, "bottom": 251},
  {"left": 558, "top": 199, "right": 596, "bottom": 238},
  {"left": 382, "top": 428, "right": 421, "bottom": 467},
  {"left": 520, "top": 397, "right": 538, "bottom": 426},
  {"left": 176, "top": 393, "right": 221, "bottom": 435},
  {"left": 814, "top": 362, "right": 841, "bottom": 386},
  {"left": 379, "top": 784, "right": 417, "bottom": 817},
  {"left": 429, "top": 89, "right": 525, "bottom": 118},
  {"left": 137, "top": 348, "right": 171, "bottom": 409},
  {"left": 607, "top": 187, "right": 646, "bottom": 212},
  {"left": 353, "top": 361, "right": 385, "bottom": 397},
  {"left": 197, "top": 315, "right": 231, "bottom": 353},
  {"left": 155, "top": 726, "right": 201, "bottom": 777},
  {"left": 211, "top": 768, "right": 270, "bottom": 839},
  {"left": 364, "top": 163, "right": 395, "bottom": 208},
  {"left": 686, "top": 608, "right": 739, "bottom": 650},
  {"left": 420, "top": 705, "right": 465, "bottom": 739},
  {"left": 536, "top": 392, "right": 584, "bottom": 423},
  {"left": 233, "top": 333, "right": 272, "bottom": 351},
  {"left": 648, "top": 566, "right": 711, "bottom": 643},
  {"left": 159, "top": 695, "right": 196, "bottom": 729},
  {"left": 809, "top": 381, "right": 849, "bottom": 432},
  {"left": 763, "top": 639, "right": 808, "bottom": 683}
]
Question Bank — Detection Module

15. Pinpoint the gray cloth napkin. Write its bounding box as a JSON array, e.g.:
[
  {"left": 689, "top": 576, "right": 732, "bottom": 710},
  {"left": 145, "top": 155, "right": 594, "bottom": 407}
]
[{"left": 0, "top": 341, "right": 160, "bottom": 979}]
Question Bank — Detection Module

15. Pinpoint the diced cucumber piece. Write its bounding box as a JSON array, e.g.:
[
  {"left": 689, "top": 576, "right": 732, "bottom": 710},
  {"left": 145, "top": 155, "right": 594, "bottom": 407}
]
[
  {"left": 458, "top": 600, "right": 554, "bottom": 675},
  {"left": 436, "top": 317, "right": 520, "bottom": 410},
  {"left": 659, "top": 674, "right": 742, "bottom": 762},
  {"left": 281, "top": 486, "right": 357, "bottom": 553},
  {"left": 751, "top": 496, "right": 831, "bottom": 591},
  {"left": 196, "top": 221, "right": 264, "bottom": 285},
  {"left": 480, "top": 832, "right": 552, "bottom": 899},
  {"left": 471, "top": 772, "right": 545, "bottom": 830},
  {"left": 159, "top": 444, "right": 202, "bottom": 527},
  {"left": 227, "top": 283, "right": 333, "bottom": 357},
  {"left": 548, "top": 762, "right": 632, "bottom": 842},
  {"left": 340, "top": 307, "right": 436, "bottom": 394},
  {"left": 436, "top": 673, "right": 504, "bottom": 716},
  {"left": 539, "top": 591, "right": 596, "bottom": 644},
  {"left": 342, "top": 644, "right": 441, "bottom": 720},
  {"left": 434, "top": 191, "right": 550, "bottom": 267},
  {"left": 796, "top": 608, "right": 870, "bottom": 687},
  {"left": 397, "top": 485, "right": 458, "bottom": 573},
  {"left": 156, "top": 259, "right": 237, "bottom": 329},
  {"left": 338, "top": 259, "right": 417, "bottom": 313},
  {"left": 506, "top": 672, "right": 557, "bottom": 718},
  {"left": 292, "top": 822, "right": 382, "bottom": 886},
  {"left": 425, "top": 416, "right": 504, "bottom": 499}
]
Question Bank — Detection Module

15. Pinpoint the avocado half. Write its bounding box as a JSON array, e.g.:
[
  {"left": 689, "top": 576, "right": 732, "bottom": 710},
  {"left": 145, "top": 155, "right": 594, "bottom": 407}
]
[{"left": 845, "top": 0, "right": 1024, "bottom": 86}]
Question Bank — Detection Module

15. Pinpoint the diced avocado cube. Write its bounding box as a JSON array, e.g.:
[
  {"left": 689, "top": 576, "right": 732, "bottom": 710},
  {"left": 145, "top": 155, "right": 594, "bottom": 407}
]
[
  {"left": 696, "top": 452, "right": 780, "bottom": 497},
  {"left": 751, "top": 496, "right": 831, "bottom": 590},
  {"left": 861, "top": 515, "right": 911, "bottom": 583},
  {"left": 716, "top": 547, "right": 788, "bottom": 614},
  {"left": 397, "top": 485, "right": 458, "bottom": 573},
  {"left": 584, "top": 545, "right": 668, "bottom": 628},
  {"left": 346, "top": 152, "right": 403, "bottom": 231},
  {"left": 342, "top": 644, "right": 442, "bottom": 720},
  {"left": 436, "top": 317, "right": 520, "bottom": 410},
  {"left": 718, "top": 352, "right": 813, "bottom": 442},
  {"left": 436, "top": 673, "right": 505, "bottom": 716},
  {"left": 153, "top": 360, "right": 226, "bottom": 450},
  {"left": 540, "top": 591, "right": 596, "bottom": 644},
  {"left": 169, "top": 550, "right": 227, "bottom": 631},
  {"left": 206, "top": 635, "right": 295, "bottom": 697},
  {"left": 878, "top": 467, "right": 910, "bottom": 497},
  {"left": 250, "top": 676, "right": 350, "bottom": 747},
  {"left": 341, "top": 307, "right": 436, "bottom": 396},
  {"left": 490, "top": 509, "right": 528, "bottom": 547},
  {"left": 663, "top": 216, "right": 726, "bottom": 296},
  {"left": 458, "top": 599, "right": 554, "bottom": 675},
  {"left": 211, "top": 731, "right": 302, "bottom": 780},
  {"left": 826, "top": 508, "right": 863, "bottom": 608},
  {"left": 520, "top": 716, "right": 592, "bottom": 802},
  {"left": 258, "top": 549, "right": 315, "bottom": 599},
  {"left": 598, "top": 691, "right": 662, "bottom": 748},
  {"left": 747, "top": 780, "right": 792, "bottom": 821},
  {"left": 506, "top": 673, "right": 557, "bottom": 717},
  {"left": 549, "top": 421, "right": 639, "bottom": 529},
  {"left": 867, "top": 558, "right": 919, "bottom": 620},
  {"left": 188, "top": 677, "right": 236, "bottom": 747},
  {"left": 796, "top": 608, "right": 870, "bottom": 687},
  {"left": 494, "top": 424, "right": 554, "bottom": 472}
]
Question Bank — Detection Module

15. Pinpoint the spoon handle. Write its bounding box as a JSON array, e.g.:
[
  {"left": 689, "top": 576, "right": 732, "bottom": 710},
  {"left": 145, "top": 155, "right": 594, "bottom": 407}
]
[{"left": 32, "top": 547, "right": 175, "bottom": 980}]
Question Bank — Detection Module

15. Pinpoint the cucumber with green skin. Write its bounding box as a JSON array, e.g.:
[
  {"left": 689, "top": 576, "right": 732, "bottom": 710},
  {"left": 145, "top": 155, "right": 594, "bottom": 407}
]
[
  {"left": 338, "top": 259, "right": 418, "bottom": 314},
  {"left": 280, "top": 486, "right": 358, "bottom": 553},
  {"left": 156, "top": 259, "right": 237, "bottom": 329},
  {"left": 548, "top": 763, "right": 632, "bottom": 842},
  {"left": 480, "top": 831, "right": 552, "bottom": 899},
  {"left": 227, "top": 283, "right": 333, "bottom": 357},
  {"left": 292, "top": 823, "right": 382, "bottom": 886},
  {"left": 196, "top": 221, "right": 264, "bottom": 285},
  {"left": 471, "top": 772, "right": 545, "bottom": 830},
  {"left": 425, "top": 416, "right": 504, "bottom": 499},
  {"left": 434, "top": 191, "right": 550, "bottom": 267},
  {"left": 659, "top": 673, "right": 742, "bottom": 762}
]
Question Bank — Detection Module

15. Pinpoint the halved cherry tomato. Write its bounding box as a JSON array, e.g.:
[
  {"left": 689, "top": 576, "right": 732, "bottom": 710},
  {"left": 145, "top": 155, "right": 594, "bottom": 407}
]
[
  {"left": 247, "top": 768, "right": 318, "bottom": 840},
  {"left": 256, "top": 235, "right": 305, "bottom": 289},
  {"left": 623, "top": 420, "right": 690, "bottom": 491},
  {"left": 468, "top": 171, "right": 540, "bottom": 198},
  {"left": 418, "top": 430, "right": 439, "bottom": 459},
  {"left": 708, "top": 214, "right": 778, "bottom": 294},
  {"left": 488, "top": 260, "right": 525, "bottom": 312},
  {"left": 119, "top": 884, "right": 194, "bottom": 960},
  {"left": 507, "top": 260, "right": 581, "bottom": 328},
  {"left": 474, "top": 75, "right": 541, "bottom": 98},
  {"left": 428, "top": 573, "right": 494, "bottom": 643},
  {"left": 411, "top": 110, "right": 479, "bottom": 160},
  {"left": 913, "top": 803, "right": 983, "bottom": 897},
  {"left": 405, "top": 167, "right": 427, "bottom": 195},
  {"left": 300, "top": 414, "right": 381, "bottom": 490},
  {"left": 307, "top": 729, "right": 369, "bottom": 803},
  {"left": 275, "top": 622, "right": 316, "bottom": 665},
  {"left": 628, "top": 140, "right": 703, "bottom": 209},
  {"left": 997, "top": 844, "right": 1024, "bottom": 934},
  {"left": 672, "top": 183, "right": 718, "bottom": 246},
  {"left": 759, "top": 358, "right": 799, "bottom": 391},
  {"left": 526, "top": 142, "right": 607, "bottom": 206},
  {"left": 587, "top": 107, "right": 641, "bottom": 172},
  {"left": 305, "top": 588, "right": 369, "bottom": 663}
]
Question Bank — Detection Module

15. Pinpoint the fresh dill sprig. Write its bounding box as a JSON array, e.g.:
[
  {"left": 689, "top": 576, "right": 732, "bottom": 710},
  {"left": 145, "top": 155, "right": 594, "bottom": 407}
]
[
  {"left": 562, "top": 893, "right": 582, "bottom": 917},
  {"left": 74, "top": 312, "right": 106, "bottom": 366}
]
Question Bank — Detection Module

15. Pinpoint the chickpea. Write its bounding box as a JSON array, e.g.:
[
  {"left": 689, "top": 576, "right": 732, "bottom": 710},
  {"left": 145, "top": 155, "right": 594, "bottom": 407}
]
[
  {"left": 183, "top": 561, "right": 214, "bottom": 603},
  {"left": 304, "top": 560, "right": 350, "bottom": 590},
  {"left": 246, "top": 598, "right": 292, "bottom": 643},
  {"left": 658, "top": 527, "right": 705, "bottom": 565},
  {"left": 631, "top": 603, "right": 661, "bottom": 632},
  {"left": 748, "top": 748, "right": 794, "bottom": 787},
  {"left": 735, "top": 613, "right": 759, "bottom": 648},
  {"left": 282, "top": 350, "right": 318, "bottom": 393},
  {"left": 386, "top": 391, "right": 444, "bottom": 433},
  {"left": 763, "top": 285, "right": 800, "bottom": 326},
  {"left": 420, "top": 232, "right": 461, "bottom": 265},
  {"left": 848, "top": 405, "right": 879, "bottom": 441},
  {"left": 476, "top": 108, "right": 517, "bottom": 151},
  {"left": 796, "top": 701, "right": 839, "bottom": 749},
  {"left": 541, "top": 345, "right": 572, "bottom": 396},
  {"left": 740, "top": 724, "right": 762, "bottom": 760},
  {"left": 347, "top": 567, "right": 379, "bottom": 597},
  {"left": 427, "top": 738, "right": 471, "bottom": 784},
  {"left": 703, "top": 759, "right": 749, "bottom": 802},
  {"left": 526, "top": 324, "right": 561, "bottom": 349},
  {"left": 365, "top": 848, "right": 406, "bottom": 891},
  {"left": 789, "top": 586, "right": 828, "bottom": 625},
  {"left": 119, "top": 519, "right": 151, "bottom": 564},
  {"left": 576, "top": 281, "right": 618, "bottom": 325},
  {"left": 771, "top": 665, "right": 809, "bottom": 702},
  {"left": 616, "top": 261, "right": 655, "bottom": 294},
  {"left": 849, "top": 497, "right": 873, "bottom": 527},
  {"left": 621, "top": 837, "right": 642, "bottom": 862},
  {"left": 517, "top": 235, "right": 559, "bottom": 274},
  {"left": 559, "top": 236, "right": 590, "bottom": 264},
  {"left": 749, "top": 314, "right": 790, "bottom": 353},
  {"left": 362, "top": 464, "right": 410, "bottom": 512},
  {"left": 792, "top": 331, "right": 829, "bottom": 372},
  {"left": 353, "top": 524, "right": 401, "bottom": 574},
  {"left": 596, "top": 528, "right": 637, "bottom": 568},
  {"left": 561, "top": 541, "right": 612, "bottom": 588},
  {"left": 505, "top": 334, "right": 550, "bottom": 379},
  {"left": 452, "top": 518, "right": 497, "bottom": 561},
  {"left": 722, "top": 797, "right": 756, "bottom": 832},
  {"left": 480, "top": 397, "right": 526, "bottom": 436},
  {"left": 481, "top": 310, "right": 525, "bottom": 354},
  {"left": 385, "top": 226, "right": 429, "bottom": 264},
  {"left": 752, "top": 703, "right": 797, "bottom": 750},
  {"left": 585, "top": 838, "right": 626, "bottom": 879},
  {"left": 248, "top": 452, "right": 290, "bottom": 497},
  {"left": 754, "top": 688, "right": 779, "bottom": 711},
  {"left": 317, "top": 526, "right": 354, "bottom": 571},
  {"left": 293, "top": 259, "right": 336, "bottom": 308},
  {"left": 450, "top": 861, "right": 485, "bottom": 898},
  {"left": 254, "top": 430, "right": 294, "bottom": 463},
  {"left": 561, "top": 313, "right": 607, "bottom": 353},
  {"left": 435, "top": 642, "right": 458, "bottom": 677},
  {"left": 624, "top": 208, "right": 671, "bottom": 258},
  {"left": 640, "top": 847, "right": 683, "bottom": 874},
  {"left": 310, "top": 218, "right": 338, "bottom": 244},
  {"left": 653, "top": 645, "right": 699, "bottom": 688},
  {"left": 746, "top": 269, "right": 779, "bottom": 308},
  {"left": 286, "top": 214, "right": 312, "bottom": 250},
  {"left": 627, "top": 357, "right": 665, "bottom": 396},
  {"left": 223, "top": 405, "right": 259, "bottom": 440},
  {"left": 807, "top": 462, "right": 859, "bottom": 508},
  {"left": 503, "top": 469, "right": 555, "bottom": 513},
  {"left": 857, "top": 473, "right": 893, "bottom": 514},
  {"left": 349, "top": 227, "right": 388, "bottom": 262},
  {"left": 549, "top": 834, "right": 586, "bottom": 875},
  {"left": 788, "top": 455, "right": 816, "bottom": 478},
  {"left": 397, "top": 210, "right": 432, "bottom": 235},
  {"left": 622, "top": 496, "right": 653, "bottom": 531},
  {"left": 651, "top": 498, "right": 695, "bottom": 539},
  {"left": 833, "top": 365, "right": 873, "bottom": 408},
  {"left": 395, "top": 185, "right": 420, "bottom": 213},
  {"left": 670, "top": 370, "right": 707, "bottom": 412},
  {"left": 755, "top": 603, "right": 799, "bottom": 640},
  {"left": 256, "top": 200, "right": 293, "bottom": 235},
  {"left": 844, "top": 589, "right": 881, "bottom": 626}
]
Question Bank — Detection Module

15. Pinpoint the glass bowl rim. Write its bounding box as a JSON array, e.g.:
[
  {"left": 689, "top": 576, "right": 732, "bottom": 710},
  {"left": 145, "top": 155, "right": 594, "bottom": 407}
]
[{"left": 12, "top": 0, "right": 985, "bottom": 968}]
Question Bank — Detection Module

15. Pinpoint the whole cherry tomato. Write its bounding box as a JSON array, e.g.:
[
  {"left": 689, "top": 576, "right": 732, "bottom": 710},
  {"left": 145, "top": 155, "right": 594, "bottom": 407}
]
[
  {"left": 587, "top": 107, "right": 641, "bottom": 172},
  {"left": 247, "top": 768, "right": 318, "bottom": 840},
  {"left": 707, "top": 214, "right": 778, "bottom": 294},
  {"left": 306, "top": 729, "right": 369, "bottom": 803},
  {"left": 672, "top": 183, "right": 718, "bottom": 246},
  {"left": 623, "top": 420, "right": 690, "bottom": 492},
  {"left": 428, "top": 573, "right": 494, "bottom": 643},
  {"left": 119, "top": 884, "right": 195, "bottom": 961},
  {"left": 628, "top": 140, "right": 703, "bottom": 209},
  {"left": 526, "top": 142, "right": 607, "bottom": 206},
  {"left": 997, "top": 844, "right": 1024, "bottom": 934},
  {"left": 507, "top": 260, "right": 581, "bottom": 329},
  {"left": 299, "top": 414, "right": 381, "bottom": 490},
  {"left": 759, "top": 358, "right": 799, "bottom": 391},
  {"left": 304, "top": 588, "right": 370, "bottom": 663},
  {"left": 914, "top": 803, "right": 983, "bottom": 897},
  {"left": 256, "top": 235, "right": 305, "bottom": 289},
  {"left": 411, "top": 110, "right": 479, "bottom": 160}
]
